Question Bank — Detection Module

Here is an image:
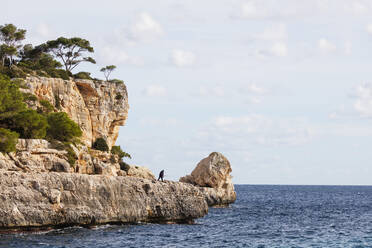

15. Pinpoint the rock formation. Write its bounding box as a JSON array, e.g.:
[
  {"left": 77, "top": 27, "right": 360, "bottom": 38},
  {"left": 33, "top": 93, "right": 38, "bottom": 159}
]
[
  {"left": 0, "top": 76, "right": 236, "bottom": 231},
  {"left": 23, "top": 76, "right": 128, "bottom": 148},
  {"left": 126, "top": 165, "right": 156, "bottom": 180},
  {"left": 180, "top": 152, "right": 236, "bottom": 206},
  {"left": 0, "top": 172, "right": 208, "bottom": 231}
]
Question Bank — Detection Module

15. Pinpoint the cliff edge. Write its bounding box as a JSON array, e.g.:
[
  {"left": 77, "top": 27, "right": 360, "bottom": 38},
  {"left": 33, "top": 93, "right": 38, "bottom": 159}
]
[{"left": 0, "top": 76, "right": 236, "bottom": 231}]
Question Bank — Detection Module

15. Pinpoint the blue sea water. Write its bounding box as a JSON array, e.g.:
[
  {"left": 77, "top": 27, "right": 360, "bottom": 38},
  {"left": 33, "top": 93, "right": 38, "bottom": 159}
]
[{"left": 1, "top": 185, "right": 372, "bottom": 248}]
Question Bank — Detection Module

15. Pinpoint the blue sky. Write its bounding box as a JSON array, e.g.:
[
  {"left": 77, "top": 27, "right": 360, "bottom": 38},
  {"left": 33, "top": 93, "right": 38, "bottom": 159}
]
[{"left": 3, "top": 0, "right": 372, "bottom": 185}]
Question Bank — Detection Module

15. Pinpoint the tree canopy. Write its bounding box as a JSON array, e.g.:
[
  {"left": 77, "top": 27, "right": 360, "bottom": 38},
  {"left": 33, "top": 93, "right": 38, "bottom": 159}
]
[
  {"left": 0, "top": 74, "right": 26, "bottom": 122},
  {"left": 44, "top": 37, "right": 96, "bottom": 72},
  {"left": 47, "top": 112, "right": 82, "bottom": 142},
  {"left": 0, "top": 24, "right": 26, "bottom": 66},
  {"left": 100, "top": 65, "right": 116, "bottom": 81}
]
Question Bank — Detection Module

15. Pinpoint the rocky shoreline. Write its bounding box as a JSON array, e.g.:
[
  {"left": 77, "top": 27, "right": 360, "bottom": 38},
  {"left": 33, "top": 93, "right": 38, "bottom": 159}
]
[
  {"left": 0, "top": 151, "right": 236, "bottom": 232},
  {"left": 0, "top": 77, "right": 236, "bottom": 231}
]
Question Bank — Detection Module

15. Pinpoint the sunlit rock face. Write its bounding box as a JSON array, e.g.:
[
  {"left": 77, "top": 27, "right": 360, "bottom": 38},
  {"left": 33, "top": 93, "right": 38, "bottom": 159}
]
[
  {"left": 23, "top": 76, "right": 129, "bottom": 148},
  {"left": 0, "top": 172, "right": 208, "bottom": 230},
  {"left": 180, "top": 152, "right": 237, "bottom": 206}
]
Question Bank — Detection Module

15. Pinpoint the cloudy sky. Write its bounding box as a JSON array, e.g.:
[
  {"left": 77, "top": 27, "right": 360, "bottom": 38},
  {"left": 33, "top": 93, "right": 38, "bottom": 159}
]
[{"left": 3, "top": 0, "right": 372, "bottom": 185}]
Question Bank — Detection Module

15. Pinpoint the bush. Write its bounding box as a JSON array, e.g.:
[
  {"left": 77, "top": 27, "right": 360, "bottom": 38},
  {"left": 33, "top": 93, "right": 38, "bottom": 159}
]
[
  {"left": 0, "top": 65, "right": 27, "bottom": 79},
  {"left": 49, "top": 140, "right": 77, "bottom": 166},
  {"left": 109, "top": 79, "right": 124, "bottom": 85},
  {"left": 47, "top": 112, "right": 82, "bottom": 142},
  {"left": 54, "top": 94, "right": 61, "bottom": 109},
  {"left": 115, "top": 93, "right": 123, "bottom": 100},
  {"left": 0, "top": 74, "right": 27, "bottom": 121},
  {"left": 119, "top": 161, "right": 130, "bottom": 172},
  {"left": 11, "top": 109, "right": 47, "bottom": 139},
  {"left": 92, "top": 137, "right": 109, "bottom": 152},
  {"left": 73, "top": 71, "right": 92, "bottom": 80},
  {"left": 22, "top": 92, "right": 38, "bottom": 102},
  {"left": 0, "top": 128, "right": 19, "bottom": 153},
  {"left": 38, "top": 99, "right": 54, "bottom": 114},
  {"left": 47, "top": 69, "right": 71, "bottom": 80},
  {"left": 111, "top": 145, "right": 131, "bottom": 160}
]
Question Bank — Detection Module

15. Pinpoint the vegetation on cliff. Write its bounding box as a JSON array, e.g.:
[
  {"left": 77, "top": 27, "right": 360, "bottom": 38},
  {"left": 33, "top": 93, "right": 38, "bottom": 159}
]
[
  {"left": 0, "top": 23, "right": 121, "bottom": 82},
  {"left": 0, "top": 23, "right": 130, "bottom": 161}
]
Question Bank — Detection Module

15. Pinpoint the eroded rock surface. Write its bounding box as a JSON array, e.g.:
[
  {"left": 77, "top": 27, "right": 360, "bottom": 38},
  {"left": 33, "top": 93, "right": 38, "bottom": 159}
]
[
  {"left": 180, "top": 152, "right": 237, "bottom": 206},
  {"left": 126, "top": 165, "right": 156, "bottom": 180},
  {"left": 0, "top": 139, "right": 122, "bottom": 176},
  {"left": 23, "top": 77, "right": 129, "bottom": 148},
  {"left": 0, "top": 172, "right": 208, "bottom": 230}
]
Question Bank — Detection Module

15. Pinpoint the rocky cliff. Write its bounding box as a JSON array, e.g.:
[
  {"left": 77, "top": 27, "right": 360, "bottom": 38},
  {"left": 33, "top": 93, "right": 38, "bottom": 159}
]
[
  {"left": 0, "top": 172, "right": 208, "bottom": 231},
  {"left": 0, "top": 76, "right": 236, "bottom": 231},
  {"left": 23, "top": 76, "right": 129, "bottom": 148}
]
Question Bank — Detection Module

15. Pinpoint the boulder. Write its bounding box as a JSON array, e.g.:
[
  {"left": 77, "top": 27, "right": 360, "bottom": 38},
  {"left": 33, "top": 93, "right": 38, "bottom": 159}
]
[
  {"left": 126, "top": 165, "right": 156, "bottom": 180},
  {"left": 180, "top": 152, "right": 236, "bottom": 206}
]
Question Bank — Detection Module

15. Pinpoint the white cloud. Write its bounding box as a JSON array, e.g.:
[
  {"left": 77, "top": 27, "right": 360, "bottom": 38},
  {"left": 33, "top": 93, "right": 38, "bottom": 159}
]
[
  {"left": 254, "top": 24, "right": 288, "bottom": 41},
  {"left": 239, "top": 1, "right": 267, "bottom": 19},
  {"left": 270, "top": 42, "right": 288, "bottom": 57},
  {"left": 196, "top": 115, "right": 313, "bottom": 148},
  {"left": 255, "top": 42, "right": 288, "bottom": 58},
  {"left": 344, "top": 41, "right": 352, "bottom": 55},
  {"left": 240, "top": 83, "right": 266, "bottom": 94},
  {"left": 352, "top": 83, "right": 372, "bottom": 117},
  {"left": 197, "top": 85, "right": 225, "bottom": 97},
  {"left": 345, "top": 1, "right": 369, "bottom": 15},
  {"left": 125, "top": 12, "right": 163, "bottom": 43},
  {"left": 99, "top": 46, "right": 144, "bottom": 66},
  {"left": 37, "top": 23, "right": 51, "bottom": 38},
  {"left": 366, "top": 23, "right": 372, "bottom": 34},
  {"left": 139, "top": 117, "right": 179, "bottom": 127},
  {"left": 142, "top": 85, "right": 167, "bottom": 97},
  {"left": 318, "top": 38, "right": 336, "bottom": 53},
  {"left": 170, "top": 49, "right": 196, "bottom": 67},
  {"left": 192, "top": 83, "right": 266, "bottom": 105}
]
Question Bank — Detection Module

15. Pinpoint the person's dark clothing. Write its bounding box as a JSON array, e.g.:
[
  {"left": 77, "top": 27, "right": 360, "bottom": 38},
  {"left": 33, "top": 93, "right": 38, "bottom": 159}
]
[{"left": 158, "top": 170, "right": 164, "bottom": 182}]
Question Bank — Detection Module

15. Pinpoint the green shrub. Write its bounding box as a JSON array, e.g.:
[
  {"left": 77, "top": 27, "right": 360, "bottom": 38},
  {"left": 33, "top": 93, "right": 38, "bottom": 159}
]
[
  {"left": 47, "top": 69, "right": 71, "bottom": 80},
  {"left": 49, "top": 140, "right": 77, "bottom": 166},
  {"left": 119, "top": 161, "right": 130, "bottom": 172},
  {"left": 109, "top": 79, "right": 124, "bottom": 85},
  {"left": 0, "top": 65, "right": 27, "bottom": 79},
  {"left": 47, "top": 112, "right": 82, "bottom": 142},
  {"left": 54, "top": 94, "right": 61, "bottom": 109},
  {"left": 11, "top": 109, "right": 47, "bottom": 139},
  {"left": 22, "top": 92, "right": 38, "bottom": 102},
  {"left": 0, "top": 74, "right": 27, "bottom": 121},
  {"left": 38, "top": 99, "right": 54, "bottom": 114},
  {"left": 0, "top": 128, "right": 18, "bottom": 153},
  {"left": 65, "top": 145, "right": 77, "bottom": 167},
  {"left": 92, "top": 137, "right": 109, "bottom": 152},
  {"left": 111, "top": 145, "right": 131, "bottom": 160},
  {"left": 115, "top": 93, "right": 123, "bottom": 100},
  {"left": 73, "top": 71, "right": 92, "bottom": 80}
]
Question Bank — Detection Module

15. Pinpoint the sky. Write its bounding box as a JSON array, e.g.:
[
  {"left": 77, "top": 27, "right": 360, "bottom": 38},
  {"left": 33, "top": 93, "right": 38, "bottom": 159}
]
[{"left": 2, "top": 0, "right": 372, "bottom": 185}]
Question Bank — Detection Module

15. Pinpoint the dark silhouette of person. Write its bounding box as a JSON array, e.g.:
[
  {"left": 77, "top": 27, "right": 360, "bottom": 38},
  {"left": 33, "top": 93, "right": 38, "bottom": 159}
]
[{"left": 158, "top": 170, "right": 164, "bottom": 182}]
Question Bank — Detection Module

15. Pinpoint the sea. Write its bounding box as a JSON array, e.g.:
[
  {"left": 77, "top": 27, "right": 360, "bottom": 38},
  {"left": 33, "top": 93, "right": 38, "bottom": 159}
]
[{"left": 1, "top": 185, "right": 372, "bottom": 248}]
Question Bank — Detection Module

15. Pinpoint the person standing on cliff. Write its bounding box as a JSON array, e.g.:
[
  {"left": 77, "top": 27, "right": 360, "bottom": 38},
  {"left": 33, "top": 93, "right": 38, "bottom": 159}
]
[{"left": 158, "top": 170, "right": 164, "bottom": 182}]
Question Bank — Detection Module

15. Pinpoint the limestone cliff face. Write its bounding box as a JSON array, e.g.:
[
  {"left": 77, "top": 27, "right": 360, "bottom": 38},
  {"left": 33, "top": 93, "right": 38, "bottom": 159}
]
[
  {"left": 0, "top": 76, "right": 237, "bottom": 230},
  {"left": 23, "top": 76, "right": 129, "bottom": 148}
]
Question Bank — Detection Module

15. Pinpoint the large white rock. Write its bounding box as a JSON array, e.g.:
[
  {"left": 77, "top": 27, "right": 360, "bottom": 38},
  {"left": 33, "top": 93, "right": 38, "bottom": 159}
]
[{"left": 180, "top": 152, "right": 236, "bottom": 206}]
